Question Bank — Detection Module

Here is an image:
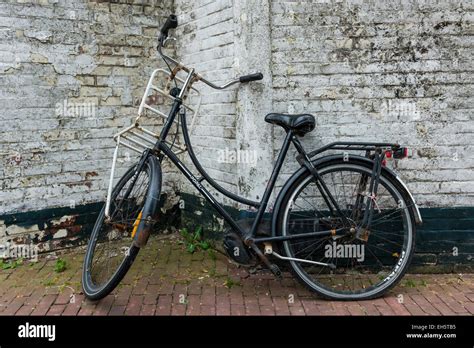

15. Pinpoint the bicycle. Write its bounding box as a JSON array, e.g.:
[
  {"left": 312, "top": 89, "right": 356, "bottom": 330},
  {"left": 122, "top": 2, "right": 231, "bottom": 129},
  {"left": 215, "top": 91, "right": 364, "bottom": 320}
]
[{"left": 82, "top": 15, "right": 423, "bottom": 301}]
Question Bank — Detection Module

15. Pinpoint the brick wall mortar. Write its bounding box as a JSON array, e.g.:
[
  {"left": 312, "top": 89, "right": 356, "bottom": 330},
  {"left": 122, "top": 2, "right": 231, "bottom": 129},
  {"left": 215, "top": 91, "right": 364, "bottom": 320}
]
[
  {"left": 269, "top": 0, "right": 474, "bottom": 208},
  {"left": 1, "top": 0, "right": 473, "bottom": 227},
  {"left": 0, "top": 0, "right": 174, "bottom": 220}
]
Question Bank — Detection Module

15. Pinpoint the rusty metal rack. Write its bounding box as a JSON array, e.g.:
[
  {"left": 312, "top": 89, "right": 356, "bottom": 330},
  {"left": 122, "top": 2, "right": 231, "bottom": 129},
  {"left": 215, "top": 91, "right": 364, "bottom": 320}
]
[
  {"left": 105, "top": 67, "right": 201, "bottom": 217},
  {"left": 114, "top": 68, "right": 201, "bottom": 155}
]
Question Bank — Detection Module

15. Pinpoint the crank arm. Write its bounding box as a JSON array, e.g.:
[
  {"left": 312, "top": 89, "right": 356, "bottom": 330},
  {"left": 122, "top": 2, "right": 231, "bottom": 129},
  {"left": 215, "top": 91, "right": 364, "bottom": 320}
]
[{"left": 249, "top": 243, "right": 282, "bottom": 278}]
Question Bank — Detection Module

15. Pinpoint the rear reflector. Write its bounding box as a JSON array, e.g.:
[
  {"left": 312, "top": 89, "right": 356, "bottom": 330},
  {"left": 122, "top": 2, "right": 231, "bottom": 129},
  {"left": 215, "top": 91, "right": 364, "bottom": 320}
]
[{"left": 393, "top": 147, "right": 409, "bottom": 159}]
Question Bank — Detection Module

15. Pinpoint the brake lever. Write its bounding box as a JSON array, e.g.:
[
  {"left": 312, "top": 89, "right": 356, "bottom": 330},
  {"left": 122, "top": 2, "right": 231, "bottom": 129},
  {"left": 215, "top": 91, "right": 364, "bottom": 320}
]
[{"left": 163, "top": 37, "right": 177, "bottom": 47}]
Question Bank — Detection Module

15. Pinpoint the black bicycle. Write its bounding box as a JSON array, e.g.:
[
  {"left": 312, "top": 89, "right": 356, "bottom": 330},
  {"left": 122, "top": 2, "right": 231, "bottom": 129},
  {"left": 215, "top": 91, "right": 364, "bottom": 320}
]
[{"left": 82, "top": 15, "right": 422, "bottom": 301}]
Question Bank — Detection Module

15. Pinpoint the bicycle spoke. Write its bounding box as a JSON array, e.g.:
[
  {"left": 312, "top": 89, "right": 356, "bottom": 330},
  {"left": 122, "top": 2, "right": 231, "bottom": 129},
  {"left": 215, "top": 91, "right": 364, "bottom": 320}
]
[
  {"left": 88, "top": 164, "right": 151, "bottom": 289},
  {"left": 283, "top": 164, "right": 412, "bottom": 298}
]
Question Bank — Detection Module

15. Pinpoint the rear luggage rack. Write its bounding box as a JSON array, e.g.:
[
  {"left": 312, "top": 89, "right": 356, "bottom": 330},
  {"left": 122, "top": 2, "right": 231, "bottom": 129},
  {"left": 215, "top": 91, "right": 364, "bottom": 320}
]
[{"left": 307, "top": 142, "right": 402, "bottom": 158}]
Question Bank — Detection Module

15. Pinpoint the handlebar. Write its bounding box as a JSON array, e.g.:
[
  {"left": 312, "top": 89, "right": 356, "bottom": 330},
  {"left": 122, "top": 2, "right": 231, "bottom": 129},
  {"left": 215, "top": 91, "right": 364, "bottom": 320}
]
[
  {"left": 158, "top": 14, "right": 263, "bottom": 90},
  {"left": 239, "top": 73, "right": 264, "bottom": 83},
  {"left": 159, "top": 14, "right": 178, "bottom": 43}
]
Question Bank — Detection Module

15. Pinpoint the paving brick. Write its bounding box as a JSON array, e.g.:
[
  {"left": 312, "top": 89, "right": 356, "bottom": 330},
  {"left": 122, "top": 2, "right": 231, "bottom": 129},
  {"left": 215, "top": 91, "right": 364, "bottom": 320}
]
[
  {"left": 229, "top": 289, "right": 244, "bottom": 305},
  {"left": 187, "top": 283, "right": 201, "bottom": 295},
  {"left": 31, "top": 294, "right": 57, "bottom": 316},
  {"left": 94, "top": 295, "right": 114, "bottom": 316},
  {"left": 132, "top": 279, "right": 148, "bottom": 295},
  {"left": 16, "top": 305, "right": 35, "bottom": 316},
  {"left": 345, "top": 302, "right": 366, "bottom": 316},
  {"left": 216, "top": 294, "right": 231, "bottom": 315},
  {"left": 139, "top": 304, "right": 156, "bottom": 316},
  {"left": 0, "top": 238, "right": 472, "bottom": 317},
  {"left": 143, "top": 293, "right": 158, "bottom": 305},
  {"left": 359, "top": 303, "right": 382, "bottom": 316},
  {"left": 125, "top": 295, "right": 143, "bottom": 315},
  {"left": 429, "top": 299, "right": 457, "bottom": 316},
  {"left": 384, "top": 297, "right": 411, "bottom": 316},
  {"left": 301, "top": 299, "right": 319, "bottom": 314},
  {"left": 155, "top": 295, "right": 172, "bottom": 316},
  {"left": 47, "top": 304, "right": 66, "bottom": 316},
  {"left": 200, "top": 305, "right": 216, "bottom": 316},
  {"left": 78, "top": 307, "right": 95, "bottom": 316},
  {"left": 55, "top": 292, "right": 73, "bottom": 305},
  {"left": 109, "top": 305, "right": 126, "bottom": 316},
  {"left": 114, "top": 286, "right": 133, "bottom": 306},
  {"left": 438, "top": 294, "right": 469, "bottom": 314},
  {"left": 260, "top": 306, "right": 276, "bottom": 316},
  {"left": 288, "top": 304, "right": 306, "bottom": 316},
  {"left": 410, "top": 294, "right": 441, "bottom": 315},
  {"left": 185, "top": 294, "right": 200, "bottom": 316},
  {"left": 244, "top": 297, "right": 261, "bottom": 316},
  {"left": 62, "top": 295, "right": 84, "bottom": 316},
  {"left": 2, "top": 297, "right": 25, "bottom": 315},
  {"left": 230, "top": 304, "right": 245, "bottom": 316},
  {"left": 171, "top": 304, "right": 186, "bottom": 315},
  {"left": 272, "top": 297, "right": 291, "bottom": 315}
]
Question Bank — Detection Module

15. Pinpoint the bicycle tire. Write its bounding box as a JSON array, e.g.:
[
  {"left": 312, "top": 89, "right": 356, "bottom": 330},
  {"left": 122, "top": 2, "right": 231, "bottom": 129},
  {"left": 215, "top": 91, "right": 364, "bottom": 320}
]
[
  {"left": 82, "top": 155, "right": 160, "bottom": 300},
  {"left": 276, "top": 157, "right": 416, "bottom": 300}
]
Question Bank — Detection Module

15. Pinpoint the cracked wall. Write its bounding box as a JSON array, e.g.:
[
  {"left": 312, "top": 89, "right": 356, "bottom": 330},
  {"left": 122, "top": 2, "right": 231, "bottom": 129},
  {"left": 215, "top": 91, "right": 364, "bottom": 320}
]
[
  {"left": 0, "top": 0, "right": 174, "bottom": 249},
  {"left": 0, "top": 0, "right": 473, "bottom": 259}
]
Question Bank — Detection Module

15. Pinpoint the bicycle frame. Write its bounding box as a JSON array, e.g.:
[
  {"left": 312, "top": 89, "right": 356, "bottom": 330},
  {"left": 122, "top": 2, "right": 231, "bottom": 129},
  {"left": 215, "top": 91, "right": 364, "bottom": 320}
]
[
  {"left": 113, "top": 37, "right": 421, "bottom": 247},
  {"left": 143, "top": 90, "right": 404, "bottom": 246},
  {"left": 83, "top": 15, "right": 426, "bottom": 301},
  {"left": 152, "top": 97, "right": 298, "bottom": 242}
]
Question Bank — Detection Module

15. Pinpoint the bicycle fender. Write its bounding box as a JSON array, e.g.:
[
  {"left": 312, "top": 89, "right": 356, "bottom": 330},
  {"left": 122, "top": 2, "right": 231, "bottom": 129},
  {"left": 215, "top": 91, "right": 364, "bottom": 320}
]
[
  {"left": 133, "top": 155, "right": 162, "bottom": 248},
  {"left": 271, "top": 154, "right": 422, "bottom": 238}
]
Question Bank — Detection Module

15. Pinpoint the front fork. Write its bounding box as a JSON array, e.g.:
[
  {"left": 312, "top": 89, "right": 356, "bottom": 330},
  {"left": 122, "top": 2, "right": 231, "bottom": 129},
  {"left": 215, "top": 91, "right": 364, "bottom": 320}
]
[{"left": 105, "top": 148, "right": 151, "bottom": 220}]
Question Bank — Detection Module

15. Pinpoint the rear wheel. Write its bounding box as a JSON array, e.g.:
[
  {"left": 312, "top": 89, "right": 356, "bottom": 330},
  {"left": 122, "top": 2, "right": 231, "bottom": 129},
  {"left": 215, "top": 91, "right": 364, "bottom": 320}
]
[
  {"left": 277, "top": 158, "right": 416, "bottom": 300},
  {"left": 82, "top": 155, "right": 160, "bottom": 300}
]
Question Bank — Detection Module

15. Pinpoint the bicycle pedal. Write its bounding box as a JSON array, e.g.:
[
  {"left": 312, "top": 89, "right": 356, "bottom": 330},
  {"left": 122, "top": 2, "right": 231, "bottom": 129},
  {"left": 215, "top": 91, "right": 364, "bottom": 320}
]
[{"left": 269, "top": 264, "right": 282, "bottom": 279}]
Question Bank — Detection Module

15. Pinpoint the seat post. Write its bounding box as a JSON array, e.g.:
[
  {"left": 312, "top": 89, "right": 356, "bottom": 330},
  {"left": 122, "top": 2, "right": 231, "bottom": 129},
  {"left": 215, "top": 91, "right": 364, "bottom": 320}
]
[
  {"left": 246, "top": 130, "right": 294, "bottom": 240},
  {"left": 291, "top": 135, "right": 309, "bottom": 158}
]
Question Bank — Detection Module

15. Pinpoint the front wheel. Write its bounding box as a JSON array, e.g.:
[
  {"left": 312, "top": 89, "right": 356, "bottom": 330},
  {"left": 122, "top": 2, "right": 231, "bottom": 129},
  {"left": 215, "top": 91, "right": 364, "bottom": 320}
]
[
  {"left": 82, "top": 155, "right": 161, "bottom": 301},
  {"left": 277, "top": 157, "right": 416, "bottom": 300}
]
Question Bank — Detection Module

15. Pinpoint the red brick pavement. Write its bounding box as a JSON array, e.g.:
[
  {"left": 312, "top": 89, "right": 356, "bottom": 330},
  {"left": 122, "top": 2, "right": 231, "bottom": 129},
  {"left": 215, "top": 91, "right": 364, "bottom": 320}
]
[{"left": 0, "top": 235, "right": 473, "bottom": 316}]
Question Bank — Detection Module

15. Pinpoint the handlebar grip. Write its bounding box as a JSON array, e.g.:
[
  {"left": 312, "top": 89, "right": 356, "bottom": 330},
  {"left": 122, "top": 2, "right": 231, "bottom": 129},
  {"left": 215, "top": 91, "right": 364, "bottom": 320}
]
[
  {"left": 160, "top": 14, "right": 178, "bottom": 38},
  {"left": 239, "top": 72, "right": 263, "bottom": 83}
]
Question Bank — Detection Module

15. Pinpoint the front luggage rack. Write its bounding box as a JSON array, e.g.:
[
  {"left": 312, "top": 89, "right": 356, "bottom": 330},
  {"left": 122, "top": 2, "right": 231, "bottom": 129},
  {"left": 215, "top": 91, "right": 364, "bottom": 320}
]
[
  {"left": 105, "top": 67, "right": 202, "bottom": 218},
  {"left": 114, "top": 68, "right": 201, "bottom": 155}
]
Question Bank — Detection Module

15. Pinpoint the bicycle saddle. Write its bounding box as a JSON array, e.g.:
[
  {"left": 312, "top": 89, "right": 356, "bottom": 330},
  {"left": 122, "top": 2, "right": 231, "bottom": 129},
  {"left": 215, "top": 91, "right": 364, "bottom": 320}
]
[{"left": 265, "top": 113, "right": 315, "bottom": 136}]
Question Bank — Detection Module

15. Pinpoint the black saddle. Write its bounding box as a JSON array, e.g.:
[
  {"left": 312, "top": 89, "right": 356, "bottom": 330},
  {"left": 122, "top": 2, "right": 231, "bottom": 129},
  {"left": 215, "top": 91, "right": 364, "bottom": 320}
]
[{"left": 265, "top": 113, "right": 315, "bottom": 136}]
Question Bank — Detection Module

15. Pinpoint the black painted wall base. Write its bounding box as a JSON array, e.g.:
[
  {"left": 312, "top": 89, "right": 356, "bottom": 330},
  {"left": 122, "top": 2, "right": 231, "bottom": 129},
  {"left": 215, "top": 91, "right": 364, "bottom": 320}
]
[
  {"left": 1, "top": 192, "right": 473, "bottom": 272},
  {"left": 178, "top": 193, "right": 474, "bottom": 273}
]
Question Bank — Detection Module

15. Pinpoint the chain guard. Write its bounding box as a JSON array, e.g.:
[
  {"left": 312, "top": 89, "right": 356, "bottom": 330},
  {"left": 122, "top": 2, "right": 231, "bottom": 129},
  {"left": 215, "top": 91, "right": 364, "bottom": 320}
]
[{"left": 223, "top": 231, "right": 257, "bottom": 266}]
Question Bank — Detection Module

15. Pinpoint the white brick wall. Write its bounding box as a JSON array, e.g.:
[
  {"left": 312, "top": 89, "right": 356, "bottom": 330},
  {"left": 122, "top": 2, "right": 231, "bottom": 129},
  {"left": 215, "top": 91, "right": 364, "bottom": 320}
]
[
  {"left": 1, "top": 0, "right": 473, "bottom": 219},
  {"left": 269, "top": 0, "right": 474, "bottom": 207},
  {"left": 174, "top": 0, "right": 240, "bottom": 205},
  {"left": 0, "top": 0, "right": 174, "bottom": 215},
  {"left": 172, "top": 0, "right": 473, "bottom": 209}
]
